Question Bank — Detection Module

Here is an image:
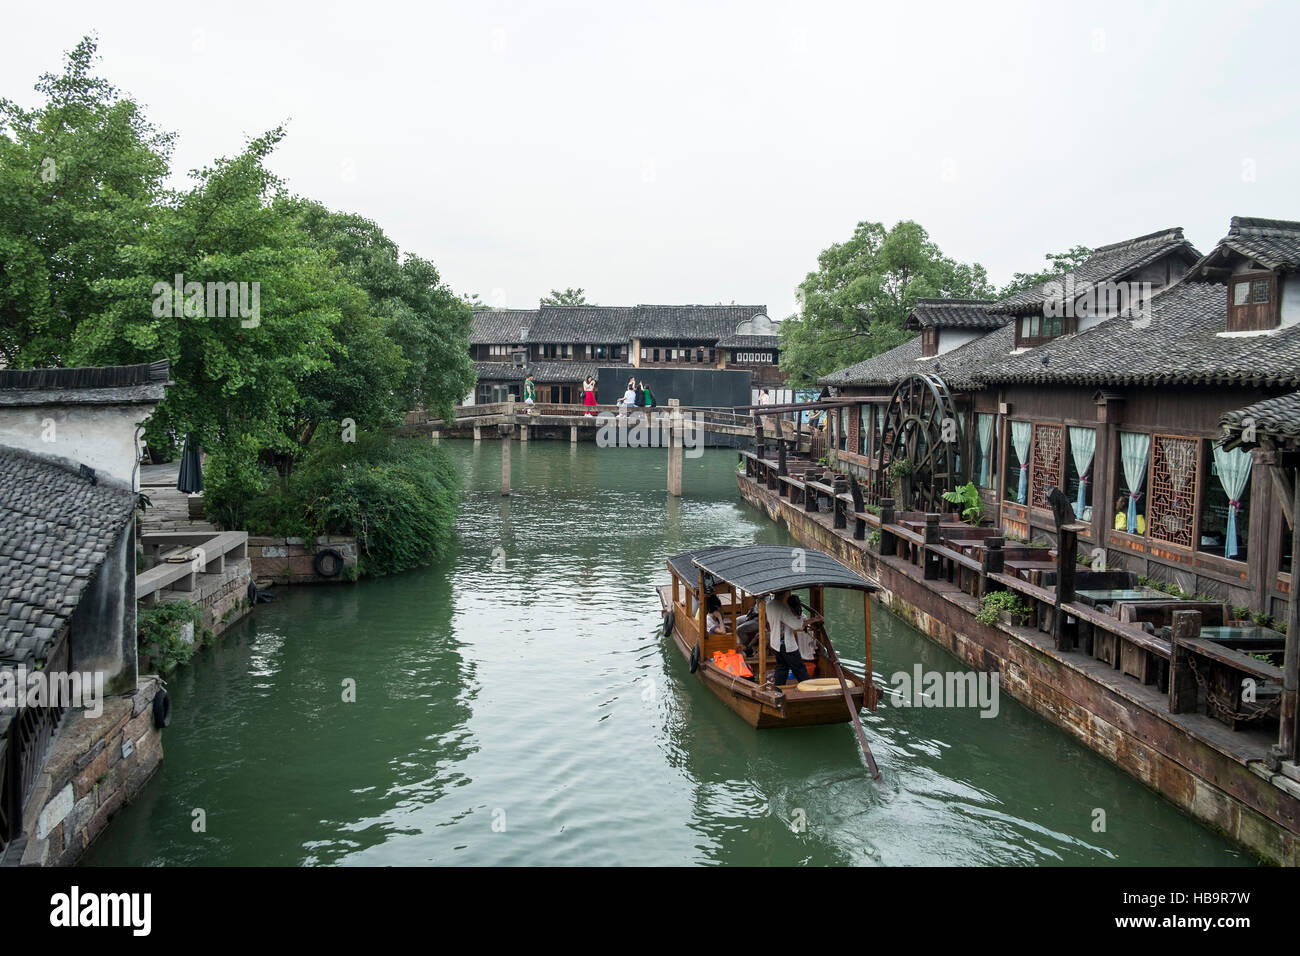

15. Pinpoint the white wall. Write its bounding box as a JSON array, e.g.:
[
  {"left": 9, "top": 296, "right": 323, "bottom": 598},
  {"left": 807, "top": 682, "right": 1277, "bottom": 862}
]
[
  {"left": 0, "top": 403, "right": 152, "bottom": 490},
  {"left": 937, "top": 328, "right": 982, "bottom": 354}
]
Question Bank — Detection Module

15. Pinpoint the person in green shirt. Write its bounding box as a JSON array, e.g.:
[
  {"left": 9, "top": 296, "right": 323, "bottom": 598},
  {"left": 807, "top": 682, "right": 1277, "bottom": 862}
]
[{"left": 523, "top": 374, "right": 536, "bottom": 413}]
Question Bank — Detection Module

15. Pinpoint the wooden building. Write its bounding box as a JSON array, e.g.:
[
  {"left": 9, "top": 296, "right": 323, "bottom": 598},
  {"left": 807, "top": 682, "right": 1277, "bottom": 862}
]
[
  {"left": 467, "top": 303, "right": 789, "bottom": 406},
  {"left": 817, "top": 218, "right": 1300, "bottom": 617}
]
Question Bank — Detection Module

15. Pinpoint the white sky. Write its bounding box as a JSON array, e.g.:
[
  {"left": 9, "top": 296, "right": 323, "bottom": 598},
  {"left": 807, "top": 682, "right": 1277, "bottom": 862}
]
[{"left": 4, "top": 0, "right": 1298, "bottom": 318}]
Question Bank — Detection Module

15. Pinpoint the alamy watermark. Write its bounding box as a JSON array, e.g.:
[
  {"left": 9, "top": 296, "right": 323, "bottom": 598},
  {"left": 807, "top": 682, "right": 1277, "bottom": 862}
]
[
  {"left": 0, "top": 667, "right": 105, "bottom": 718},
  {"left": 594, "top": 409, "right": 703, "bottom": 458},
  {"left": 883, "top": 664, "right": 1000, "bottom": 718},
  {"left": 151, "top": 273, "right": 260, "bottom": 328},
  {"left": 1043, "top": 276, "right": 1154, "bottom": 325}
]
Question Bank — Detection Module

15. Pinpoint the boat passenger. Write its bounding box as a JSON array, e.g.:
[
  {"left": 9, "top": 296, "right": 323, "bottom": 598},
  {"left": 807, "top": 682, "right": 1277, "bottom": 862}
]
[
  {"left": 766, "top": 591, "right": 810, "bottom": 686},
  {"left": 706, "top": 595, "right": 726, "bottom": 634}
]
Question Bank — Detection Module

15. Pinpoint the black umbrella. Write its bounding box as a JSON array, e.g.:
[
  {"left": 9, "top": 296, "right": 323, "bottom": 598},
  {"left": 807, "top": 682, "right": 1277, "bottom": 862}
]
[{"left": 177, "top": 433, "right": 204, "bottom": 494}]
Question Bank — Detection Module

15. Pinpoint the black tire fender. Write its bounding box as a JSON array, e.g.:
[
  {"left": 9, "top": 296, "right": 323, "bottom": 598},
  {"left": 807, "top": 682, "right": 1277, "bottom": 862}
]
[
  {"left": 662, "top": 609, "right": 675, "bottom": 637},
  {"left": 313, "top": 548, "right": 345, "bottom": 578},
  {"left": 689, "top": 643, "right": 700, "bottom": 674},
  {"left": 153, "top": 688, "right": 172, "bottom": 729}
]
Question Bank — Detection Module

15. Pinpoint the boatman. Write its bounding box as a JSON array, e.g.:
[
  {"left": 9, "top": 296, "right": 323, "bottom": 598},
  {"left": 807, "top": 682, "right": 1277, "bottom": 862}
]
[{"left": 766, "top": 591, "right": 810, "bottom": 686}]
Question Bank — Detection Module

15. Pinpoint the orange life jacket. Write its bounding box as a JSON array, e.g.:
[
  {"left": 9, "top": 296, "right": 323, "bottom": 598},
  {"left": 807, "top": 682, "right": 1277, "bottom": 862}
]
[{"left": 713, "top": 649, "right": 753, "bottom": 678}]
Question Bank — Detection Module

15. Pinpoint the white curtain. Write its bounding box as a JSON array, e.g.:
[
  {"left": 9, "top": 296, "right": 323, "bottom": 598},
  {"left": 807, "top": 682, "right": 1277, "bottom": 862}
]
[
  {"left": 1068, "top": 426, "right": 1096, "bottom": 515},
  {"left": 1011, "top": 421, "right": 1031, "bottom": 504},
  {"left": 977, "top": 414, "right": 994, "bottom": 488},
  {"left": 1212, "top": 445, "right": 1252, "bottom": 559},
  {"left": 1120, "top": 432, "right": 1150, "bottom": 533}
]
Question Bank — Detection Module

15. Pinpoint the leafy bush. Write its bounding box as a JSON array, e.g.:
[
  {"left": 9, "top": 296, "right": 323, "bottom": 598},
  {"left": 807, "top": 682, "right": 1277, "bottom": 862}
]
[
  {"left": 242, "top": 432, "right": 459, "bottom": 577},
  {"left": 203, "top": 436, "right": 273, "bottom": 531},
  {"left": 138, "top": 600, "right": 206, "bottom": 672},
  {"left": 941, "top": 481, "right": 984, "bottom": 525},
  {"left": 976, "top": 590, "right": 1032, "bottom": 627}
]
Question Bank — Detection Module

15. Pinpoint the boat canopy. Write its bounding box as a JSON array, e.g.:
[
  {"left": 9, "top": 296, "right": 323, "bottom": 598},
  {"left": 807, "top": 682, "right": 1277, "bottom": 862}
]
[{"left": 668, "top": 545, "right": 879, "bottom": 597}]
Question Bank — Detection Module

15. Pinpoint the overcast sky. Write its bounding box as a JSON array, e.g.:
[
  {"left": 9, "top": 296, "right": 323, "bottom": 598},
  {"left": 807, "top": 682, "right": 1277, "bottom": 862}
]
[{"left": 4, "top": 0, "right": 1298, "bottom": 318}]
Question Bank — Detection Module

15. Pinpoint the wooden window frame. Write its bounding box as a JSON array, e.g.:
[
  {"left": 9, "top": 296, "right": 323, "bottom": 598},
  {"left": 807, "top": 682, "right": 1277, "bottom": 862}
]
[
  {"left": 1015, "top": 313, "right": 1076, "bottom": 349},
  {"left": 1227, "top": 270, "right": 1278, "bottom": 332},
  {"left": 1146, "top": 433, "right": 1201, "bottom": 551},
  {"left": 1029, "top": 422, "right": 1065, "bottom": 512}
]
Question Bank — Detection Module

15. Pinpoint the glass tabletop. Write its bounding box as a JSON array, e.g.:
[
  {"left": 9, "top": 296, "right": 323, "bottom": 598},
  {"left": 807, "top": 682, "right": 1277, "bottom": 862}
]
[
  {"left": 1198, "top": 625, "right": 1286, "bottom": 647},
  {"left": 1075, "top": 588, "right": 1170, "bottom": 601}
]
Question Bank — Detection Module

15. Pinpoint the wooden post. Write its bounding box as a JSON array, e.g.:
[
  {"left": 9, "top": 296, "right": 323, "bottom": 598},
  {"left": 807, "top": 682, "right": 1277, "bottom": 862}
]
[
  {"left": 500, "top": 424, "right": 512, "bottom": 496},
  {"left": 668, "top": 399, "right": 683, "bottom": 498},
  {"left": 730, "top": 584, "right": 740, "bottom": 642},
  {"left": 1277, "top": 463, "right": 1300, "bottom": 765},
  {"left": 754, "top": 411, "right": 764, "bottom": 460},
  {"left": 804, "top": 469, "right": 819, "bottom": 512},
  {"left": 757, "top": 595, "right": 768, "bottom": 685},
  {"left": 1168, "top": 609, "right": 1202, "bottom": 714},
  {"left": 833, "top": 475, "right": 849, "bottom": 529},
  {"left": 980, "top": 536, "right": 1004, "bottom": 599},
  {"left": 1054, "top": 525, "right": 1080, "bottom": 651},
  {"left": 923, "top": 512, "right": 941, "bottom": 580},
  {"left": 697, "top": 569, "right": 708, "bottom": 647},
  {"left": 880, "top": 497, "right": 896, "bottom": 555}
]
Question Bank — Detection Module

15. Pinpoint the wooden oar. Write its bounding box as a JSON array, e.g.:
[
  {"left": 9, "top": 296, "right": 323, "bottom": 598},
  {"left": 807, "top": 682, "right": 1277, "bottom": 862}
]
[{"left": 814, "top": 623, "right": 882, "bottom": 783}]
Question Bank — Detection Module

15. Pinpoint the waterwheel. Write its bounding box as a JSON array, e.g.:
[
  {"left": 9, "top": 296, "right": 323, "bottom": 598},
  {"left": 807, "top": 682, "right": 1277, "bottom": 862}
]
[{"left": 877, "top": 373, "right": 965, "bottom": 512}]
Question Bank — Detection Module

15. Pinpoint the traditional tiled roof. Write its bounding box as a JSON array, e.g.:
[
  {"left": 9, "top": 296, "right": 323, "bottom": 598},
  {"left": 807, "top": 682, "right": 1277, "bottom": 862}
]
[
  {"left": 632, "top": 305, "right": 768, "bottom": 340},
  {"left": 1220, "top": 391, "right": 1300, "bottom": 449},
  {"left": 1188, "top": 216, "right": 1300, "bottom": 275},
  {"left": 978, "top": 281, "right": 1300, "bottom": 388},
  {"left": 716, "top": 333, "right": 781, "bottom": 349},
  {"left": 990, "top": 228, "right": 1199, "bottom": 315},
  {"left": 905, "top": 299, "right": 1001, "bottom": 330},
  {"left": 473, "top": 360, "right": 615, "bottom": 384},
  {"left": 0, "top": 360, "right": 169, "bottom": 391},
  {"left": 468, "top": 310, "right": 535, "bottom": 345},
  {"left": 531, "top": 306, "right": 637, "bottom": 344},
  {"left": 819, "top": 324, "right": 1015, "bottom": 391},
  {"left": 0, "top": 449, "right": 138, "bottom": 666}
]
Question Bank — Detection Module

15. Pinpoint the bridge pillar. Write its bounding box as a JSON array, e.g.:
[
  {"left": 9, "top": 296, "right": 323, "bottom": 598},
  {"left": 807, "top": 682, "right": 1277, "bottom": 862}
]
[
  {"left": 570, "top": 425, "right": 578, "bottom": 443},
  {"left": 500, "top": 424, "right": 512, "bottom": 496},
  {"left": 473, "top": 426, "right": 482, "bottom": 442},
  {"left": 668, "top": 399, "right": 683, "bottom": 497}
]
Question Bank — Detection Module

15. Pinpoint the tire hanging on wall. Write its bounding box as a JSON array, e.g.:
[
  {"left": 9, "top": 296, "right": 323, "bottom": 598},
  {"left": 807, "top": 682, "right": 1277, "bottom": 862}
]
[
  {"left": 313, "top": 548, "right": 345, "bottom": 578},
  {"left": 153, "top": 688, "right": 172, "bottom": 729}
]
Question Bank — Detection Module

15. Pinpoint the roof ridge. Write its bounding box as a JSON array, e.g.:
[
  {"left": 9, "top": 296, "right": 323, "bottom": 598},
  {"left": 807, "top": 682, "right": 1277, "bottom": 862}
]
[
  {"left": 1229, "top": 216, "right": 1300, "bottom": 236},
  {"left": 1090, "top": 227, "right": 1184, "bottom": 254}
]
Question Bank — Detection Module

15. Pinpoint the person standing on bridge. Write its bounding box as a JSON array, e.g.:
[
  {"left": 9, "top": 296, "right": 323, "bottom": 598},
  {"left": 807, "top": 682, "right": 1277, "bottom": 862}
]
[
  {"left": 640, "top": 381, "right": 656, "bottom": 408},
  {"left": 524, "top": 374, "right": 536, "bottom": 414},
  {"left": 582, "top": 376, "right": 597, "bottom": 416}
]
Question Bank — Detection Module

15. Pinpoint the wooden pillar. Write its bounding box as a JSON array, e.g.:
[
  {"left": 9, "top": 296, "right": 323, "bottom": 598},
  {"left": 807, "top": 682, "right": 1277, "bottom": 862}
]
[
  {"left": 697, "top": 569, "right": 708, "bottom": 647},
  {"left": 668, "top": 399, "right": 683, "bottom": 498},
  {"left": 1168, "top": 609, "right": 1202, "bottom": 714},
  {"left": 730, "top": 584, "right": 740, "bottom": 642},
  {"left": 833, "top": 475, "right": 848, "bottom": 529},
  {"left": 1277, "top": 463, "right": 1300, "bottom": 765},
  {"left": 804, "top": 470, "right": 819, "bottom": 512},
  {"left": 880, "top": 497, "right": 896, "bottom": 555},
  {"left": 980, "top": 536, "right": 1005, "bottom": 599},
  {"left": 757, "top": 596, "right": 768, "bottom": 685}
]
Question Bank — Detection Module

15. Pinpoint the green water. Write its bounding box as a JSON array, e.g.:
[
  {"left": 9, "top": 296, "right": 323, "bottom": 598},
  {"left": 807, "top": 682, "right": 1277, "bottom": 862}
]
[{"left": 84, "top": 442, "right": 1251, "bottom": 866}]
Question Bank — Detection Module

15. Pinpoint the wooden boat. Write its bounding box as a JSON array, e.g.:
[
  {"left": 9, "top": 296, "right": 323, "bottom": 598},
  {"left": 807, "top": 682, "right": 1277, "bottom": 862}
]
[{"left": 657, "top": 545, "right": 882, "bottom": 731}]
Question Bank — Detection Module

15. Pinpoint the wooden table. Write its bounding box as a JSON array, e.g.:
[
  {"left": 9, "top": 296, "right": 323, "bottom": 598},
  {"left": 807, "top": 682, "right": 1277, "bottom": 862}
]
[
  {"left": 946, "top": 538, "right": 989, "bottom": 558},
  {"left": 1003, "top": 559, "right": 1059, "bottom": 586}
]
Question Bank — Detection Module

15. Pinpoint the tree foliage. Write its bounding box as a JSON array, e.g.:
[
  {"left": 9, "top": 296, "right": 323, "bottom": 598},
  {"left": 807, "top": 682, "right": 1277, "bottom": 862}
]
[
  {"left": 780, "top": 221, "right": 995, "bottom": 386},
  {"left": 1000, "top": 245, "right": 1093, "bottom": 297},
  {"left": 541, "top": 287, "right": 589, "bottom": 306}
]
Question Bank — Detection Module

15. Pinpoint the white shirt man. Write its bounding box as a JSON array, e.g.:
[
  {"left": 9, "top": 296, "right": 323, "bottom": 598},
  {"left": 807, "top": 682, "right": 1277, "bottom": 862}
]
[{"left": 765, "top": 596, "right": 804, "bottom": 654}]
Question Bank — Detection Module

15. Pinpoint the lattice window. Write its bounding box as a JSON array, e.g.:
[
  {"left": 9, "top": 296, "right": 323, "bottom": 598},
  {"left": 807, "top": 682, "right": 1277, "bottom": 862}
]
[
  {"left": 1149, "top": 435, "right": 1199, "bottom": 549},
  {"left": 1030, "top": 423, "right": 1064, "bottom": 509}
]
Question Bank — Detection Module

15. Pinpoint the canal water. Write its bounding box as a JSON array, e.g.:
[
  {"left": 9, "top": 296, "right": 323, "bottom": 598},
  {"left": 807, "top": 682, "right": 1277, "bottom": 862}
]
[{"left": 85, "top": 442, "right": 1251, "bottom": 866}]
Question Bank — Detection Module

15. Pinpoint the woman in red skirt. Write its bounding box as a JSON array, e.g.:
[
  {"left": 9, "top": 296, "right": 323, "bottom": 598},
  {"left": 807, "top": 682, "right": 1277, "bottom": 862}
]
[{"left": 582, "top": 376, "right": 598, "bottom": 416}]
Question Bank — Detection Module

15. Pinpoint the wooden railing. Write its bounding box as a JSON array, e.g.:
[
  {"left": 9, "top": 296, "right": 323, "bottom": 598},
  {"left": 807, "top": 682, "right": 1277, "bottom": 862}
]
[{"left": 740, "top": 450, "right": 1287, "bottom": 739}]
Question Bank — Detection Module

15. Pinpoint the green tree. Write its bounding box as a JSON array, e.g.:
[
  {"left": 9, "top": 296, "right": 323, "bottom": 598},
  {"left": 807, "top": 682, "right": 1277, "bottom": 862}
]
[
  {"left": 0, "top": 35, "right": 173, "bottom": 367},
  {"left": 1000, "top": 245, "right": 1093, "bottom": 297},
  {"left": 541, "top": 287, "right": 589, "bottom": 306},
  {"left": 73, "top": 127, "right": 353, "bottom": 460},
  {"left": 780, "top": 220, "right": 995, "bottom": 386}
]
